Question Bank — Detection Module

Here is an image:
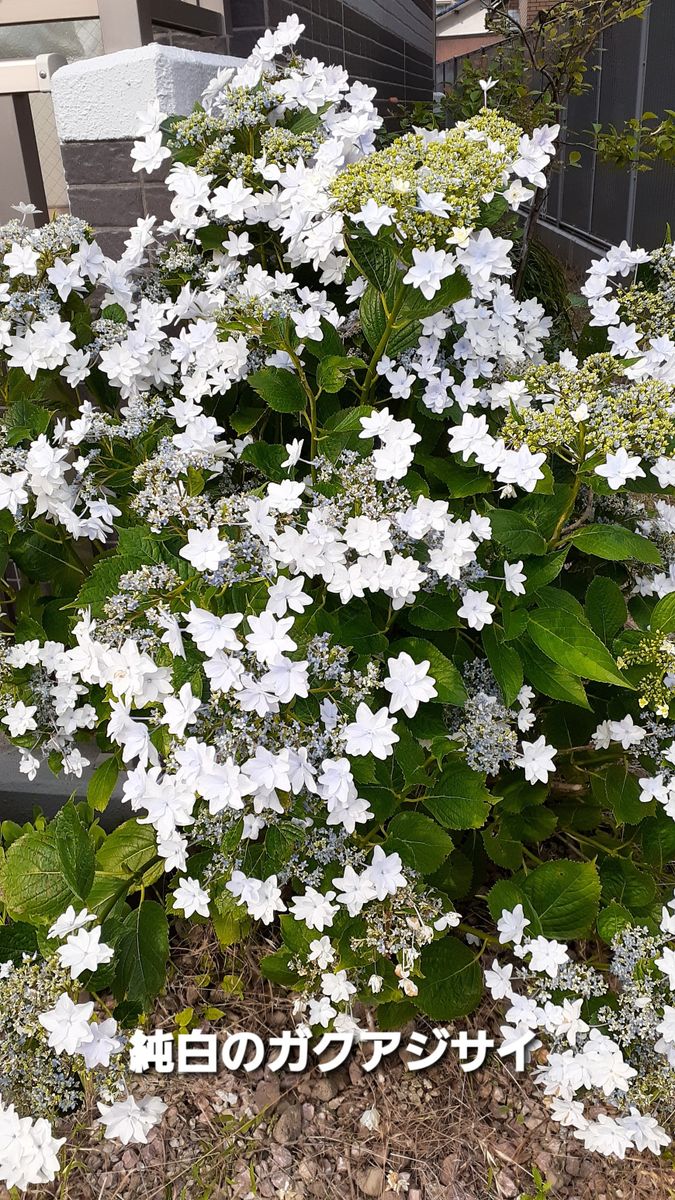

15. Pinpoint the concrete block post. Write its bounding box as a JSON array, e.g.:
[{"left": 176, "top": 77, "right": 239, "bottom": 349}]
[{"left": 51, "top": 42, "right": 242, "bottom": 256}]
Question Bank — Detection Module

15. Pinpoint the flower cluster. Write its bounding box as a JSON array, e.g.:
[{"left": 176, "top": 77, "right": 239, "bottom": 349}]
[
  {"left": 0, "top": 12, "right": 674, "bottom": 1186},
  {"left": 486, "top": 903, "right": 675, "bottom": 1158},
  {"left": 330, "top": 109, "right": 533, "bottom": 242},
  {"left": 501, "top": 354, "right": 675, "bottom": 464},
  {"left": 0, "top": 935, "right": 154, "bottom": 1190},
  {"left": 588, "top": 242, "right": 675, "bottom": 358}
]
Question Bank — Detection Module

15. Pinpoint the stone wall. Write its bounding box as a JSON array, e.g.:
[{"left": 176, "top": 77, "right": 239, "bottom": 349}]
[
  {"left": 60, "top": 141, "right": 172, "bottom": 260},
  {"left": 51, "top": 6, "right": 434, "bottom": 253},
  {"left": 153, "top": 0, "right": 435, "bottom": 102}
]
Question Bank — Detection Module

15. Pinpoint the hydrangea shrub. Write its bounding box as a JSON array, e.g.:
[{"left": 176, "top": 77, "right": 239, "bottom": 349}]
[{"left": 0, "top": 13, "right": 674, "bottom": 1184}]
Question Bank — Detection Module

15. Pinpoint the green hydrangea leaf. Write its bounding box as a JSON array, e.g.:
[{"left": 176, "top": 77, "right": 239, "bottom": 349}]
[
  {"left": 488, "top": 859, "right": 601, "bottom": 938},
  {"left": 113, "top": 900, "right": 169, "bottom": 1010},
  {"left": 567, "top": 523, "right": 661, "bottom": 565},
  {"left": 415, "top": 937, "right": 483, "bottom": 1019},
  {"left": 424, "top": 761, "right": 493, "bottom": 829},
  {"left": 527, "top": 608, "right": 631, "bottom": 687},
  {"left": 385, "top": 812, "right": 453, "bottom": 874},
  {"left": 248, "top": 367, "right": 307, "bottom": 413}
]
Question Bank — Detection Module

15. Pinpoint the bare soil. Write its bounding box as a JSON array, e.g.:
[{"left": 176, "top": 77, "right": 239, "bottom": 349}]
[{"left": 12, "top": 928, "right": 674, "bottom": 1200}]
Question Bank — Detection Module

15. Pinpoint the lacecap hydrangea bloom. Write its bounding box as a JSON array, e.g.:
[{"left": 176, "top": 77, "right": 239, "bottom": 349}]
[{"left": 0, "top": 11, "right": 673, "bottom": 1186}]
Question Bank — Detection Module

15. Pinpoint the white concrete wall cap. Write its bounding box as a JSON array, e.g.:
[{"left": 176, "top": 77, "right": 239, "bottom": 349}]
[{"left": 52, "top": 42, "right": 243, "bottom": 142}]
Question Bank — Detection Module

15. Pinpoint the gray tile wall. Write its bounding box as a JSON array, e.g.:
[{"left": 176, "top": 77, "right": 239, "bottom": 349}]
[{"left": 228, "top": 0, "right": 434, "bottom": 103}]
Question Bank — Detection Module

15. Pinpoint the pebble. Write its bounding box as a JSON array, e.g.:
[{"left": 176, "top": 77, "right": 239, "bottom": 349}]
[
  {"left": 356, "top": 1165, "right": 385, "bottom": 1195},
  {"left": 255, "top": 1079, "right": 281, "bottom": 1111},
  {"left": 494, "top": 1168, "right": 519, "bottom": 1197},
  {"left": 272, "top": 1103, "right": 303, "bottom": 1145},
  {"left": 44, "top": 992, "right": 671, "bottom": 1200},
  {"left": 311, "top": 1075, "right": 339, "bottom": 1101},
  {"left": 440, "top": 1155, "right": 457, "bottom": 1185}
]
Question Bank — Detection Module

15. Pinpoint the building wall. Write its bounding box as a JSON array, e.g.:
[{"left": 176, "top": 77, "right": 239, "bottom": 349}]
[
  {"left": 437, "top": 33, "right": 500, "bottom": 85},
  {"left": 228, "top": 0, "right": 434, "bottom": 103},
  {"left": 1, "top": 1, "right": 433, "bottom": 242},
  {"left": 437, "top": 1, "right": 487, "bottom": 39},
  {"left": 436, "top": 0, "right": 497, "bottom": 78},
  {"left": 518, "top": 0, "right": 557, "bottom": 26},
  {"left": 435, "top": 0, "right": 559, "bottom": 88}
]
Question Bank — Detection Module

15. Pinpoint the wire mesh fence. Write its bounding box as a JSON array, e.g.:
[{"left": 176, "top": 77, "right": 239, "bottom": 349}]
[{"left": 439, "top": 0, "right": 675, "bottom": 253}]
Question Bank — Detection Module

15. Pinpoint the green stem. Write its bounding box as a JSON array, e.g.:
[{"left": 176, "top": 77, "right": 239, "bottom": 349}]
[
  {"left": 546, "top": 473, "right": 582, "bottom": 550},
  {"left": 458, "top": 922, "right": 499, "bottom": 946},
  {"left": 98, "top": 854, "right": 162, "bottom": 923},
  {"left": 284, "top": 344, "right": 319, "bottom": 470},
  {"left": 564, "top": 831, "right": 621, "bottom": 857},
  {"left": 360, "top": 286, "right": 406, "bottom": 406}
]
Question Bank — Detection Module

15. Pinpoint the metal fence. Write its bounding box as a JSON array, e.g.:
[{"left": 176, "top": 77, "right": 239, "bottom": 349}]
[
  {"left": 545, "top": 0, "right": 675, "bottom": 252},
  {"left": 444, "top": 0, "right": 675, "bottom": 254},
  {"left": 0, "top": 1, "right": 227, "bottom": 225}
]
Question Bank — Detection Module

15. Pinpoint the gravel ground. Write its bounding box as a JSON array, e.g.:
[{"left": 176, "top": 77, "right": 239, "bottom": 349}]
[{"left": 10, "top": 931, "right": 673, "bottom": 1200}]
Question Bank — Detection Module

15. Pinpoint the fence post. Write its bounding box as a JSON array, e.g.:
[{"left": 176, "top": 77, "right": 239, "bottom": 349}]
[
  {"left": 625, "top": 5, "right": 651, "bottom": 245},
  {"left": 51, "top": 42, "right": 242, "bottom": 255},
  {"left": 0, "top": 95, "right": 47, "bottom": 222},
  {"left": 0, "top": 54, "right": 67, "bottom": 225}
]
